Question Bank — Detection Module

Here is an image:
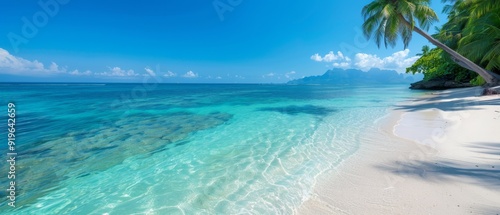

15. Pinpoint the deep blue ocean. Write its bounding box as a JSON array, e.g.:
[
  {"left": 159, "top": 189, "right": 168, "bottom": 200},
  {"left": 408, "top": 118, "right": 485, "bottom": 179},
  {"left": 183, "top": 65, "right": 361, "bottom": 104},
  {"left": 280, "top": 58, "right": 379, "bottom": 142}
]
[{"left": 0, "top": 83, "right": 417, "bottom": 214}]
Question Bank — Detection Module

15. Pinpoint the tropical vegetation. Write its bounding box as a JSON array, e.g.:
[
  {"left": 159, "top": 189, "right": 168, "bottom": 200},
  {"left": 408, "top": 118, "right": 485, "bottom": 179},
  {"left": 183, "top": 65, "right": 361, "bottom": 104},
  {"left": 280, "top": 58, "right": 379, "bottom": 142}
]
[
  {"left": 362, "top": 0, "right": 500, "bottom": 86},
  {"left": 406, "top": 45, "right": 477, "bottom": 83}
]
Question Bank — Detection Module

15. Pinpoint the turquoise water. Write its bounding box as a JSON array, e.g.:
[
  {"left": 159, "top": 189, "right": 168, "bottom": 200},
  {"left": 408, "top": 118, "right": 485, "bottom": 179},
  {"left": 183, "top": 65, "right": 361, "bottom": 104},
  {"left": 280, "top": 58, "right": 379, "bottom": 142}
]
[{"left": 0, "top": 83, "right": 416, "bottom": 214}]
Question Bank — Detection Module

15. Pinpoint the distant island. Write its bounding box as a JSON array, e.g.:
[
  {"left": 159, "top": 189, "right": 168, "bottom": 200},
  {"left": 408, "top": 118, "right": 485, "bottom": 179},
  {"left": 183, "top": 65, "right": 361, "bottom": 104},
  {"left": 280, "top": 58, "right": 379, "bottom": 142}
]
[{"left": 287, "top": 68, "right": 423, "bottom": 85}]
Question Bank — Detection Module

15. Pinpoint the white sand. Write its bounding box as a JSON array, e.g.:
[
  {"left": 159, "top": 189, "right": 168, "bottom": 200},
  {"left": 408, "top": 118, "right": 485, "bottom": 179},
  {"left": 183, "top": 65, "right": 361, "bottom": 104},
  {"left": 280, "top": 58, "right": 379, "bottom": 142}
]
[{"left": 299, "top": 87, "right": 500, "bottom": 214}]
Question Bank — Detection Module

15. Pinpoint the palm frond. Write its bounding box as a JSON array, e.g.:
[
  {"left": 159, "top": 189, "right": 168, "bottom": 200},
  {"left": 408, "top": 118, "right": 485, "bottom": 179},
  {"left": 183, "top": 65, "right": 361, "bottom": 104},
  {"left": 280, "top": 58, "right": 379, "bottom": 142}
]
[
  {"left": 361, "top": 0, "right": 435, "bottom": 49},
  {"left": 385, "top": 15, "right": 400, "bottom": 48},
  {"left": 414, "top": 4, "right": 438, "bottom": 30}
]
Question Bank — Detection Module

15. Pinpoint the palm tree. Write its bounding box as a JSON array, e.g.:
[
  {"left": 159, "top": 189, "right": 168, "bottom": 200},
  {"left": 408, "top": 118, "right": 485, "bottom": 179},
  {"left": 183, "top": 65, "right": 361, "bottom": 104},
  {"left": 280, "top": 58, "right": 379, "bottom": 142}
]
[
  {"left": 362, "top": 0, "right": 499, "bottom": 85},
  {"left": 458, "top": 0, "right": 500, "bottom": 18},
  {"left": 459, "top": 11, "right": 500, "bottom": 72},
  {"left": 417, "top": 45, "right": 430, "bottom": 56},
  {"left": 437, "top": 1, "right": 469, "bottom": 50},
  {"left": 452, "top": 0, "right": 500, "bottom": 73}
]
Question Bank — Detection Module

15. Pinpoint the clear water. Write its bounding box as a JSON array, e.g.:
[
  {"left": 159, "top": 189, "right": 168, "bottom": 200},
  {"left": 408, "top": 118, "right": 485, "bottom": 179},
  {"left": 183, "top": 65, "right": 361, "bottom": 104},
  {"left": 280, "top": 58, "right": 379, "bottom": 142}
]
[{"left": 0, "top": 83, "right": 416, "bottom": 214}]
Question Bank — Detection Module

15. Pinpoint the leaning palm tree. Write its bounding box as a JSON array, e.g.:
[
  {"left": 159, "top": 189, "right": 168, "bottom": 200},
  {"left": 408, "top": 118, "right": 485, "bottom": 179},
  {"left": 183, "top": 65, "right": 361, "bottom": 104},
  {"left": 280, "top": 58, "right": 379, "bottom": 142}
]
[
  {"left": 454, "top": 0, "right": 500, "bottom": 73},
  {"left": 362, "top": 0, "right": 499, "bottom": 85},
  {"left": 459, "top": 11, "right": 500, "bottom": 71}
]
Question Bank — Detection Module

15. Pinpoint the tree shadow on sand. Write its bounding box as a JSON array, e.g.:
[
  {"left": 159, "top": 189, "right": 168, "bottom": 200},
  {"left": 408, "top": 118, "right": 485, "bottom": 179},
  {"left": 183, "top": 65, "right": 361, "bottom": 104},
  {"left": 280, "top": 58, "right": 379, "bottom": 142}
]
[
  {"left": 376, "top": 141, "right": 500, "bottom": 188},
  {"left": 376, "top": 160, "right": 500, "bottom": 188},
  {"left": 410, "top": 87, "right": 485, "bottom": 102},
  {"left": 393, "top": 97, "right": 500, "bottom": 112},
  {"left": 466, "top": 142, "right": 500, "bottom": 158},
  {"left": 376, "top": 157, "right": 500, "bottom": 213}
]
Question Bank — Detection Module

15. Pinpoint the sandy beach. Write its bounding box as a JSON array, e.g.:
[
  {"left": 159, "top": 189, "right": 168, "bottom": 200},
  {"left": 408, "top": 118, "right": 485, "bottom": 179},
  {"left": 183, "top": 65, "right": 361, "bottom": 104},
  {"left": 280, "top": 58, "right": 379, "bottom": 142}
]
[{"left": 299, "top": 87, "right": 500, "bottom": 214}]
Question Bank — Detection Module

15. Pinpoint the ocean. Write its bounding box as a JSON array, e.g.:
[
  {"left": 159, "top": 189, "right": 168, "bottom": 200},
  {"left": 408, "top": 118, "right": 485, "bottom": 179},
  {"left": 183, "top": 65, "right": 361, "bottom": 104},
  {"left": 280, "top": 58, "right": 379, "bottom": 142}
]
[{"left": 0, "top": 83, "right": 417, "bottom": 214}]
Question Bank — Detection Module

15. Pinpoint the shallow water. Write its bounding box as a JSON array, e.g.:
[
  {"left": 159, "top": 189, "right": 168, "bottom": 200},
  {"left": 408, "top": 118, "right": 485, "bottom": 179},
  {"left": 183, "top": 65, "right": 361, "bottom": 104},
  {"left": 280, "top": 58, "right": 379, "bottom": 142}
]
[{"left": 0, "top": 83, "right": 416, "bottom": 214}]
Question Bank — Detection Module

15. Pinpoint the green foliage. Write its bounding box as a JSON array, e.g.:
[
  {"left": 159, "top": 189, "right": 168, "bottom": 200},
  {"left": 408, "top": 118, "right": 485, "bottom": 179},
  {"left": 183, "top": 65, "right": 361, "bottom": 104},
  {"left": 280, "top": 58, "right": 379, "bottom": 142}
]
[
  {"left": 440, "top": 0, "right": 500, "bottom": 74},
  {"left": 470, "top": 76, "right": 486, "bottom": 86},
  {"left": 458, "top": 12, "right": 500, "bottom": 72},
  {"left": 364, "top": 0, "right": 500, "bottom": 83},
  {"left": 406, "top": 46, "right": 476, "bottom": 82},
  {"left": 362, "top": 0, "right": 438, "bottom": 48},
  {"left": 406, "top": 47, "right": 446, "bottom": 79},
  {"left": 406, "top": 0, "right": 500, "bottom": 83}
]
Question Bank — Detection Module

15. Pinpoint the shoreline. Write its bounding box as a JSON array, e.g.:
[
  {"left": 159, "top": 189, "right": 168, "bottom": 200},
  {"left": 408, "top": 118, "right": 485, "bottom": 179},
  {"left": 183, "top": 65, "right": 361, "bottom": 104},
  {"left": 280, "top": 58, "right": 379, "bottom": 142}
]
[{"left": 299, "top": 87, "right": 500, "bottom": 214}]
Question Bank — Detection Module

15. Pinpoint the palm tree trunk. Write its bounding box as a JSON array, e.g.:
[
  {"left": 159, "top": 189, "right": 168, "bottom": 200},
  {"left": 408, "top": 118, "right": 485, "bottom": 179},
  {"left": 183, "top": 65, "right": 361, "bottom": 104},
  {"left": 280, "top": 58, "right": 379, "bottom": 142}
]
[{"left": 398, "top": 15, "right": 500, "bottom": 85}]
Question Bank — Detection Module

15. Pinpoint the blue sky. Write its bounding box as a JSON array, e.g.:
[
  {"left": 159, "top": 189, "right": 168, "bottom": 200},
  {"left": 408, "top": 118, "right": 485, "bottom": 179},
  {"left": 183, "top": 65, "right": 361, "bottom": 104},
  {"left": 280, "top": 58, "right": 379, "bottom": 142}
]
[{"left": 0, "top": 0, "right": 447, "bottom": 83}]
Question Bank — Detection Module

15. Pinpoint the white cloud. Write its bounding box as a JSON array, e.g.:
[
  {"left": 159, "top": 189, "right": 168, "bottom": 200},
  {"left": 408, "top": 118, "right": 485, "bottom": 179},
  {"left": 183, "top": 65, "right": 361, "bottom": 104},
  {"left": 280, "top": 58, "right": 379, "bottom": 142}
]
[
  {"left": 262, "top": 72, "right": 276, "bottom": 78},
  {"left": 69, "top": 70, "right": 79, "bottom": 75},
  {"left": 333, "top": 62, "right": 350, "bottom": 69},
  {"left": 354, "top": 49, "right": 419, "bottom": 72},
  {"left": 183, "top": 71, "right": 198, "bottom": 78},
  {"left": 0, "top": 48, "right": 66, "bottom": 75},
  {"left": 69, "top": 70, "right": 92, "bottom": 76},
  {"left": 49, "top": 62, "right": 61, "bottom": 72},
  {"left": 144, "top": 68, "right": 156, "bottom": 77},
  {"left": 285, "top": 71, "right": 296, "bottom": 79},
  {"left": 98, "top": 67, "right": 138, "bottom": 77},
  {"left": 311, "top": 49, "right": 420, "bottom": 73},
  {"left": 310, "top": 53, "right": 323, "bottom": 62},
  {"left": 206, "top": 75, "right": 226, "bottom": 79},
  {"left": 310, "top": 51, "right": 352, "bottom": 69},
  {"left": 164, "top": 71, "right": 176, "bottom": 77},
  {"left": 354, "top": 53, "right": 382, "bottom": 70},
  {"left": 0, "top": 48, "right": 196, "bottom": 79},
  {"left": 323, "top": 51, "right": 339, "bottom": 62},
  {"left": 311, "top": 51, "right": 351, "bottom": 63}
]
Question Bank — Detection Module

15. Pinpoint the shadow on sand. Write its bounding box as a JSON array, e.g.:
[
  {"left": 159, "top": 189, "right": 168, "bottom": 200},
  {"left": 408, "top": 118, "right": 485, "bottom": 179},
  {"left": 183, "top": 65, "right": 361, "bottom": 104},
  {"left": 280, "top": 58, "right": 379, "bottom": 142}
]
[
  {"left": 394, "top": 87, "right": 500, "bottom": 112},
  {"left": 376, "top": 140, "right": 500, "bottom": 212},
  {"left": 376, "top": 140, "right": 500, "bottom": 187},
  {"left": 394, "top": 98, "right": 500, "bottom": 112},
  {"left": 377, "top": 160, "right": 500, "bottom": 188}
]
